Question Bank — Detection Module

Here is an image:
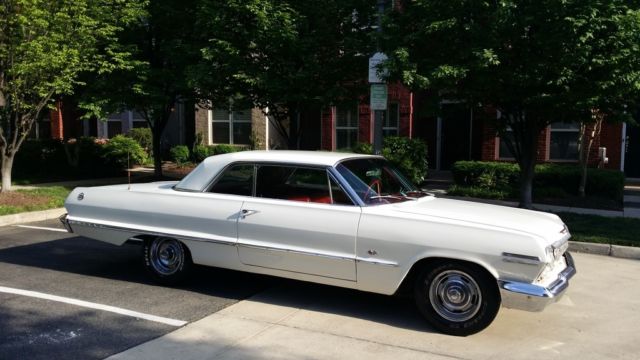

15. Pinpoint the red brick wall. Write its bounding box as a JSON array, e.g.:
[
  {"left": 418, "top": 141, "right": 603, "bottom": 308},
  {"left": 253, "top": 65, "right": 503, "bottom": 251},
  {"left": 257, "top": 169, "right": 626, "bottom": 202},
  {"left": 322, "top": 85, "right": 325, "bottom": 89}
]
[
  {"left": 599, "top": 122, "right": 623, "bottom": 170},
  {"left": 321, "top": 107, "right": 333, "bottom": 151},
  {"left": 358, "top": 103, "right": 371, "bottom": 143},
  {"left": 388, "top": 83, "right": 412, "bottom": 137},
  {"left": 480, "top": 109, "right": 498, "bottom": 161},
  {"left": 50, "top": 100, "right": 64, "bottom": 140}
]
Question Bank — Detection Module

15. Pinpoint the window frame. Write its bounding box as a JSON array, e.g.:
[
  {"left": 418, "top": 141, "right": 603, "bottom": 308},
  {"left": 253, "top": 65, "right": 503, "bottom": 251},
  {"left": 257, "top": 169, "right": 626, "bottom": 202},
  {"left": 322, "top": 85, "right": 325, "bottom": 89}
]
[
  {"left": 549, "top": 122, "right": 580, "bottom": 162},
  {"left": 210, "top": 108, "right": 252, "bottom": 145},
  {"left": 205, "top": 161, "right": 356, "bottom": 206},
  {"left": 382, "top": 102, "right": 400, "bottom": 137},
  {"left": 335, "top": 105, "right": 359, "bottom": 150}
]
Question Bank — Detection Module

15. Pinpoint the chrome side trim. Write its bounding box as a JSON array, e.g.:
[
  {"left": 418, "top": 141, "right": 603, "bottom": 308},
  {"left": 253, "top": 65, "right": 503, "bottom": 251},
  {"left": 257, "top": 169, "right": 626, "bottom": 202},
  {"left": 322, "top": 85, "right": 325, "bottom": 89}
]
[
  {"left": 501, "top": 252, "right": 542, "bottom": 265},
  {"left": 237, "top": 242, "right": 355, "bottom": 262},
  {"left": 499, "top": 252, "right": 576, "bottom": 312},
  {"left": 67, "top": 219, "right": 236, "bottom": 247},
  {"left": 356, "top": 257, "right": 399, "bottom": 267}
]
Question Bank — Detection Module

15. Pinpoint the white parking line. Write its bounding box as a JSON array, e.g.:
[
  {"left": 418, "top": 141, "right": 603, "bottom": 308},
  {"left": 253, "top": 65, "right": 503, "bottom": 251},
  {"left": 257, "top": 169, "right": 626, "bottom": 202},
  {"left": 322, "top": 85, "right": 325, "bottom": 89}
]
[
  {"left": 14, "top": 225, "right": 69, "bottom": 233},
  {"left": 0, "top": 286, "right": 187, "bottom": 327}
]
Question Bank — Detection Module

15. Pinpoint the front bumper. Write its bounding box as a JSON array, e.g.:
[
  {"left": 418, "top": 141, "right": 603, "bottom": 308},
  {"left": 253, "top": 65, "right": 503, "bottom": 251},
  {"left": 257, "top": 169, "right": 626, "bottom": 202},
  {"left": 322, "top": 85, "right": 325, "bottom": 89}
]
[
  {"left": 59, "top": 213, "right": 73, "bottom": 233},
  {"left": 499, "top": 252, "right": 576, "bottom": 312}
]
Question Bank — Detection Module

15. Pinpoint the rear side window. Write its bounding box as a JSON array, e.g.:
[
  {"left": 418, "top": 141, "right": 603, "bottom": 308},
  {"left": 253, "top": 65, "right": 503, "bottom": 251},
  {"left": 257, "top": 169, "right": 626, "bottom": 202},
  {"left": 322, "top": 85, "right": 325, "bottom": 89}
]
[
  {"left": 209, "top": 164, "right": 254, "bottom": 196},
  {"left": 256, "top": 165, "right": 352, "bottom": 205}
]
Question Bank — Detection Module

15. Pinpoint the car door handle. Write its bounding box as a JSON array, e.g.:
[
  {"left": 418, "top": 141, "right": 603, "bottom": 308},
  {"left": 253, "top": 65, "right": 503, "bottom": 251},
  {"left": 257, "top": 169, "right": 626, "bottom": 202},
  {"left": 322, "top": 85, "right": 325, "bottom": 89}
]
[{"left": 241, "top": 209, "right": 259, "bottom": 219}]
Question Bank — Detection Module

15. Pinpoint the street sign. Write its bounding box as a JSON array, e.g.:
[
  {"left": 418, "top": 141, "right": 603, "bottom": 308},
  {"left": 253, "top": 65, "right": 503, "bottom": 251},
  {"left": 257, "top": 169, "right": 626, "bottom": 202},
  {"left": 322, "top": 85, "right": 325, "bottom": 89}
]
[
  {"left": 368, "top": 52, "right": 388, "bottom": 83},
  {"left": 370, "top": 84, "right": 387, "bottom": 110}
]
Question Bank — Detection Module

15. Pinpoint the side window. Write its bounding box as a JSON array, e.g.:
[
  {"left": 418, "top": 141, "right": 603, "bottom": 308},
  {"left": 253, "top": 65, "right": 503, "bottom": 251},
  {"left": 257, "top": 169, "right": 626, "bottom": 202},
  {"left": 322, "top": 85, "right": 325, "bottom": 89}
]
[
  {"left": 329, "top": 176, "right": 354, "bottom": 205},
  {"left": 256, "top": 165, "right": 351, "bottom": 205},
  {"left": 209, "top": 164, "right": 254, "bottom": 196}
]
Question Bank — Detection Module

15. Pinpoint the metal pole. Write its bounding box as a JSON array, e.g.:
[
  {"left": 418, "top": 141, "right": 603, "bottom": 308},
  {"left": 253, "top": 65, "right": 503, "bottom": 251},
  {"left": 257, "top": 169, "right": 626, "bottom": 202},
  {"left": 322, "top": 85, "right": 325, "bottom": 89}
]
[{"left": 373, "top": 0, "right": 385, "bottom": 155}]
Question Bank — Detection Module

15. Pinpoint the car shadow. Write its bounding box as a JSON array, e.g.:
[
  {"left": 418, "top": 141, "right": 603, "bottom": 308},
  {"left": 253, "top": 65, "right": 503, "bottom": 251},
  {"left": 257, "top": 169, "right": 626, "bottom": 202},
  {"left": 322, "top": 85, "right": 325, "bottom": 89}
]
[{"left": 0, "top": 236, "right": 434, "bottom": 333}]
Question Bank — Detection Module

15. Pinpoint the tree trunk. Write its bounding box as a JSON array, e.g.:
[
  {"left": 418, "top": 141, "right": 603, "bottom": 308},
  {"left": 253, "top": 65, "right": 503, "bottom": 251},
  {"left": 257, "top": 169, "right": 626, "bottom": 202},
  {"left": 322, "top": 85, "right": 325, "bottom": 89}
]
[
  {"left": 515, "top": 116, "right": 541, "bottom": 209},
  {"left": 1, "top": 153, "right": 15, "bottom": 193},
  {"left": 152, "top": 126, "right": 163, "bottom": 178},
  {"left": 518, "top": 157, "right": 535, "bottom": 209}
]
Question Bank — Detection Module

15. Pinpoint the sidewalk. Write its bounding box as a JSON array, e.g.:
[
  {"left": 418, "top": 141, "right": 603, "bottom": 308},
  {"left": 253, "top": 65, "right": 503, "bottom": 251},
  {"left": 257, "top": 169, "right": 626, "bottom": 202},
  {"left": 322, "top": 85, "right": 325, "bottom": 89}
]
[{"left": 107, "top": 252, "right": 640, "bottom": 360}]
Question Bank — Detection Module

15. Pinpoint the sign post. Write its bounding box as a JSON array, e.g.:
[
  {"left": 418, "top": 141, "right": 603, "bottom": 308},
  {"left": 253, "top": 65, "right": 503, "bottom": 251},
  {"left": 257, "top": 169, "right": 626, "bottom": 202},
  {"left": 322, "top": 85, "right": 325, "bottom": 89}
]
[{"left": 369, "top": 52, "right": 388, "bottom": 154}]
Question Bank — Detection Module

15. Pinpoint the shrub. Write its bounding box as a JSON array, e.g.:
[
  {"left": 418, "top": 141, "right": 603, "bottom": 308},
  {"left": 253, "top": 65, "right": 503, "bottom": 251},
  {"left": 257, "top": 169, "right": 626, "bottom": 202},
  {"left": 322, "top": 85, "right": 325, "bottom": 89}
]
[
  {"left": 192, "top": 144, "right": 211, "bottom": 163},
  {"left": 128, "top": 127, "right": 152, "bottom": 154},
  {"left": 351, "top": 142, "right": 373, "bottom": 154},
  {"left": 170, "top": 145, "right": 190, "bottom": 166},
  {"left": 348, "top": 138, "right": 428, "bottom": 185},
  {"left": 382, "top": 137, "right": 428, "bottom": 185},
  {"left": 103, "top": 135, "right": 147, "bottom": 169},
  {"left": 451, "top": 161, "right": 624, "bottom": 201},
  {"left": 211, "top": 144, "right": 244, "bottom": 155}
]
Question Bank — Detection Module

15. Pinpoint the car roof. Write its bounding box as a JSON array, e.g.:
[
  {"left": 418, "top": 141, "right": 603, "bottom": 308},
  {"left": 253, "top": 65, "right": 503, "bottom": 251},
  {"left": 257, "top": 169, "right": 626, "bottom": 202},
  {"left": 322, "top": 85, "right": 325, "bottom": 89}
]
[{"left": 175, "top": 150, "right": 381, "bottom": 191}]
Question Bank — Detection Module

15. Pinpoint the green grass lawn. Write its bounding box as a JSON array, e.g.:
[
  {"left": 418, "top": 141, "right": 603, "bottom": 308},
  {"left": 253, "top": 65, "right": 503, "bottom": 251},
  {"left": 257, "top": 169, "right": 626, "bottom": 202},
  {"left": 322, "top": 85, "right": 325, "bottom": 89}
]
[
  {"left": 0, "top": 186, "right": 71, "bottom": 216},
  {"left": 557, "top": 212, "right": 640, "bottom": 247}
]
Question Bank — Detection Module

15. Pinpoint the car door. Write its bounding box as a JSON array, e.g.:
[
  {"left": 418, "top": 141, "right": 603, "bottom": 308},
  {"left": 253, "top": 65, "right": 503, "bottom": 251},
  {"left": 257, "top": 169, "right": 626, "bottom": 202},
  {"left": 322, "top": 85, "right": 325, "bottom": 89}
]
[{"left": 237, "top": 164, "right": 360, "bottom": 281}]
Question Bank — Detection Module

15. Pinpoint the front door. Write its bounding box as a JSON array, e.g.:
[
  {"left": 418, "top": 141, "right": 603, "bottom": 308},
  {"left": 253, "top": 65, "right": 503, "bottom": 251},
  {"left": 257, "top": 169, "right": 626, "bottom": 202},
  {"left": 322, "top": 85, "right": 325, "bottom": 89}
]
[
  {"left": 625, "top": 123, "right": 640, "bottom": 178},
  {"left": 440, "top": 103, "right": 472, "bottom": 170},
  {"left": 237, "top": 164, "right": 360, "bottom": 281}
]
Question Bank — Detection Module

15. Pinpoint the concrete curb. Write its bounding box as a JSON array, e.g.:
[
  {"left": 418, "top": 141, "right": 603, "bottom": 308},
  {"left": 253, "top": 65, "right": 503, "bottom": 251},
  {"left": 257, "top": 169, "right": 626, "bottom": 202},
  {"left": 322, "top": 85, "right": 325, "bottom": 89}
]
[
  {"left": 569, "top": 241, "right": 640, "bottom": 260},
  {"left": 0, "top": 208, "right": 66, "bottom": 227}
]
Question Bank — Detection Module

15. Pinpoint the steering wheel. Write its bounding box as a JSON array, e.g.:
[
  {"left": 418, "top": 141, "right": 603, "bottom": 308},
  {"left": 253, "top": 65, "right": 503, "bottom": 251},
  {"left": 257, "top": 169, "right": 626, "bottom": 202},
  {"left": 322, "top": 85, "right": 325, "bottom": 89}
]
[{"left": 364, "top": 178, "right": 382, "bottom": 202}]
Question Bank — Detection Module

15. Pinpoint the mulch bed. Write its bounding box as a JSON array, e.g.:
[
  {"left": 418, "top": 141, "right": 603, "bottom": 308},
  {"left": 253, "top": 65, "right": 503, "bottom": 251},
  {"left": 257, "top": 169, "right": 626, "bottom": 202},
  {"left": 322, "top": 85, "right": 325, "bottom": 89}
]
[{"left": 0, "top": 191, "right": 51, "bottom": 208}]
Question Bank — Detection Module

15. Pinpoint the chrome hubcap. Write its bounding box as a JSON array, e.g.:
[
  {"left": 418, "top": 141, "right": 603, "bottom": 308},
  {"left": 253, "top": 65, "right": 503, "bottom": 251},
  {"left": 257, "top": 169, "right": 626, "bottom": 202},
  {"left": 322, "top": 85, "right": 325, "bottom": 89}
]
[
  {"left": 428, "top": 270, "right": 482, "bottom": 322},
  {"left": 150, "top": 238, "right": 184, "bottom": 276}
]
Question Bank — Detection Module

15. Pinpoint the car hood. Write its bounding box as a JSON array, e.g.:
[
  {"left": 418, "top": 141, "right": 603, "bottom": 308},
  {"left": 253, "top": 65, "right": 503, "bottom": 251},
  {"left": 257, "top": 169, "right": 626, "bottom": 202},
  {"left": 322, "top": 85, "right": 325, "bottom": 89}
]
[{"left": 388, "top": 196, "right": 566, "bottom": 241}]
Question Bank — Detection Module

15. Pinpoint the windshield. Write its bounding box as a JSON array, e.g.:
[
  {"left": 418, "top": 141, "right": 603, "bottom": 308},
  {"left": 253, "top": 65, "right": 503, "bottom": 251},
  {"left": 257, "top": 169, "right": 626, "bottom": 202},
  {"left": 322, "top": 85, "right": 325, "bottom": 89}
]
[{"left": 336, "top": 158, "right": 430, "bottom": 205}]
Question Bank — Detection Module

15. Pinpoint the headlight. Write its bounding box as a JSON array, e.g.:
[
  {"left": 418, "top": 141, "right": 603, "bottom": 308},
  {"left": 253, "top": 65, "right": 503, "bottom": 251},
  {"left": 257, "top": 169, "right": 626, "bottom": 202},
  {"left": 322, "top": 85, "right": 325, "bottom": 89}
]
[{"left": 546, "top": 239, "right": 569, "bottom": 262}]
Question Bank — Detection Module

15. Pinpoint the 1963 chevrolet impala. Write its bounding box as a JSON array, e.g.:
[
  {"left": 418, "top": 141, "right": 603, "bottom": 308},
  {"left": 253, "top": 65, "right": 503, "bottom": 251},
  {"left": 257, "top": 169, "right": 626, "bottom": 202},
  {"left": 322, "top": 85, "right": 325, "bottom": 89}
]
[{"left": 61, "top": 150, "right": 575, "bottom": 336}]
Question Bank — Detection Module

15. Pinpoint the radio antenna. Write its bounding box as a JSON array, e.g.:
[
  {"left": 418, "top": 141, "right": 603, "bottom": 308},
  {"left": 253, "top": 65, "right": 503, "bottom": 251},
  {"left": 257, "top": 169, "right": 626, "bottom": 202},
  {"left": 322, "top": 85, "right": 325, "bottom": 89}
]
[{"left": 127, "top": 151, "right": 131, "bottom": 191}]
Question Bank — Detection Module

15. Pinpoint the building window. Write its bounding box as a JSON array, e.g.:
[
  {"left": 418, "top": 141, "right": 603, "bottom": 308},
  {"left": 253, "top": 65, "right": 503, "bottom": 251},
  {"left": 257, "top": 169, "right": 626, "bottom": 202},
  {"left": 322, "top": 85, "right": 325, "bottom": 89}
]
[
  {"left": 498, "top": 127, "right": 515, "bottom": 159},
  {"left": 131, "top": 112, "right": 147, "bottom": 128},
  {"left": 106, "top": 113, "right": 123, "bottom": 138},
  {"left": 550, "top": 122, "right": 579, "bottom": 160},
  {"left": 382, "top": 103, "right": 399, "bottom": 137},
  {"left": 212, "top": 108, "right": 252, "bottom": 145},
  {"left": 335, "top": 105, "right": 358, "bottom": 149}
]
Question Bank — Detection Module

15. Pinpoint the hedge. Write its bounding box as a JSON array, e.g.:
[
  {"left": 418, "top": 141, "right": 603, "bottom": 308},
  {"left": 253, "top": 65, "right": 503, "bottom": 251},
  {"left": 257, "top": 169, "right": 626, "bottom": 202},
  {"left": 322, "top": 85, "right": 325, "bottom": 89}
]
[
  {"left": 451, "top": 161, "right": 624, "bottom": 201},
  {"left": 350, "top": 137, "right": 428, "bottom": 185}
]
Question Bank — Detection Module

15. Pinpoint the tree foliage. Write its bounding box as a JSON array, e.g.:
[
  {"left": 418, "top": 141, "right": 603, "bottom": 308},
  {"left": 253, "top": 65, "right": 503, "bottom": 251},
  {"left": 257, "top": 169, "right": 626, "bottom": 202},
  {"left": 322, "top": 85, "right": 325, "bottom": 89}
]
[
  {"left": 193, "top": 0, "right": 376, "bottom": 148},
  {"left": 384, "top": 0, "right": 640, "bottom": 208},
  {"left": 0, "top": 0, "right": 145, "bottom": 191},
  {"left": 80, "top": 0, "right": 205, "bottom": 177}
]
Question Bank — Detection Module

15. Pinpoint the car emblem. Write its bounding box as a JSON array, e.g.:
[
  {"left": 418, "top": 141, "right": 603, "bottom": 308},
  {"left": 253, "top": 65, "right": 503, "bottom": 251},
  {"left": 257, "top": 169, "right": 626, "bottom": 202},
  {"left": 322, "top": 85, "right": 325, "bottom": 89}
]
[{"left": 77, "top": 192, "right": 84, "bottom": 201}]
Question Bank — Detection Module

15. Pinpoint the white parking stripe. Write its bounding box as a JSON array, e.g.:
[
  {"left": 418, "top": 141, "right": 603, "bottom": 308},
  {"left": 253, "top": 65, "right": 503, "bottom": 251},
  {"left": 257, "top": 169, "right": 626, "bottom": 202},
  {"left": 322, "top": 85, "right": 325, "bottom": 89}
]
[
  {"left": 14, "top": 225, "right": 69, "bottom": 233},
  {"left": 0, "top": 286, "right": 187, "bottom": 327}
]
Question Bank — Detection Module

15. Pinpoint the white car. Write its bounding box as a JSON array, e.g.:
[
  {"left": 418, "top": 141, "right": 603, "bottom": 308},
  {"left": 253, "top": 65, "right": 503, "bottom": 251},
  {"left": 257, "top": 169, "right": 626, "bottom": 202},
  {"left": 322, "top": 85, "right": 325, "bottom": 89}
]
[{"left": 61, "top": 150, "right": 575, "bottom": 336}]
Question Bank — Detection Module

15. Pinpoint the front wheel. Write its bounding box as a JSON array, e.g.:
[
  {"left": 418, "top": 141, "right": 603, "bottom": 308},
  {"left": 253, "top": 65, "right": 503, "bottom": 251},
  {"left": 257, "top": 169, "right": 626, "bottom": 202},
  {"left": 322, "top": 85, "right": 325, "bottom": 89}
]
[
  {"left": 414, "top": 261, "right": 500, "bottom": 336},
  {"left": 143, "top": 237, "right": 192, "bottom": 285}
]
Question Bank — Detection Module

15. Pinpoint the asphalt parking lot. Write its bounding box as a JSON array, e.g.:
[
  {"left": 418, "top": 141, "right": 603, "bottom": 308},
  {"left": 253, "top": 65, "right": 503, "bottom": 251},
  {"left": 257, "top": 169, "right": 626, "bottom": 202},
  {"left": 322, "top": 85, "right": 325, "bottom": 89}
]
[
  {"left": 0, "top": 219, "right": 277, "bottom": 360},
  {"left": 2, "top": 219, "right": 640, "bottom": 359}
]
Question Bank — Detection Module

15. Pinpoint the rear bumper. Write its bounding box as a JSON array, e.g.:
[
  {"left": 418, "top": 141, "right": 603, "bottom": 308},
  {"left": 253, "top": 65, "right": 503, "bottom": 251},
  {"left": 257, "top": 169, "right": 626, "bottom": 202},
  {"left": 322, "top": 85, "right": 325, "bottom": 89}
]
[
  {"left": 59, "top": 213, "right": 73, "bottom": 233},
  {"left": 499, "top": 252, "right": 576, "bottom": 312}
]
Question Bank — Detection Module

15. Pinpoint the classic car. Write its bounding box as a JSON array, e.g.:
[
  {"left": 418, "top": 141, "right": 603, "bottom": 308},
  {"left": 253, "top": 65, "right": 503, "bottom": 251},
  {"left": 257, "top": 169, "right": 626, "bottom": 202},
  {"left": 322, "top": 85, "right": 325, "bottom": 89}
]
[{"left": 60, "top": 150, "right": 576, "bottom": 336}]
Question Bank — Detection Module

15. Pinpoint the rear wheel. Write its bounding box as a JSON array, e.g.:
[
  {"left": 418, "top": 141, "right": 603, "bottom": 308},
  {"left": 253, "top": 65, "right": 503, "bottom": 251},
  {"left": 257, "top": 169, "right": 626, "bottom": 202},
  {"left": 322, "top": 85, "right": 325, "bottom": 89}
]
[
  {"left": 414, "top": 261, "right": 500, "bottom": 336},
  {"left": 143, "top": 237, "right": 192, "bottom": 285}
]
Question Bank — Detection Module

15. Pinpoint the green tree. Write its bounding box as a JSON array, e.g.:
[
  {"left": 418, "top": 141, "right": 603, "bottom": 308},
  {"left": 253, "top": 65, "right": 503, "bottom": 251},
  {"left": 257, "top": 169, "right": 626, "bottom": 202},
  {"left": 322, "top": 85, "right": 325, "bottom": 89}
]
[
  {"left": 81, "top": 0, "right": 204, "bottom": 177},
  {"left": 193, "top": 0, "right": 376, "bottom": 149},
  {"left": 0, "top": 0, "right": 145, "bottom": 192},
  {"left": 384, "top": 0, "right": 640, "bottom": 208}
]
